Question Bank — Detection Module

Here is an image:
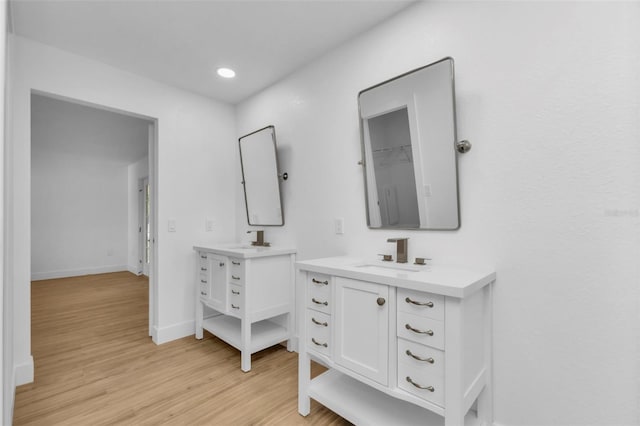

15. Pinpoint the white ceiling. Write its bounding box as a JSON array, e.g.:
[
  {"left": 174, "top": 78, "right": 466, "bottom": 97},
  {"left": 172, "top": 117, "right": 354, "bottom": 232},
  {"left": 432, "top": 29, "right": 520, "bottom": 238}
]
[
  {"left": 31, "top": 94, "right": 151, "bottom": 164},
  {"left": 11, "top": 0, "right": 415, "bottom": 104}
]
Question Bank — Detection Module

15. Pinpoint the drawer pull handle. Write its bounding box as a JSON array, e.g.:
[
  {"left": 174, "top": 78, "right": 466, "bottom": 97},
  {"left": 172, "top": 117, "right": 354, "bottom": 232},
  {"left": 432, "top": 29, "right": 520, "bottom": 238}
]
[
  {"left": 405, "top": 349, "right": 435, "bottom": 363},
  {"left": 311, "top": 317, "right": 328, "bottom": 327},
  {"left": 405, "top": 324, "right": 434, "bottom": 336},
  {"left": 311, "top": 338, "right": 328, "bottom": 348},
  {"left": 312, "top": 278, "right": 329, "bottom": 285},
  {"left": 200, "top": 267, "right": 207, "bottom": 271},
  {"left": 232, "top": 275, "right": 240, "bottom": 280},
  {"left": 200, "top": 291, "right": 206, "bottom": 296},
  {"left": 312, "top": 298, "right": 328, "bottom": 306},
  {"left": 232, "top": 261, "right": 241, "bottom": 265},
  {"left": 231, "top": 289, "right": 240, "bottom": 295},
  {"left": 406, "top": 376, "right": 434, "bottom": 392},
  {"left": 200, "top": 279, "right": 207, "bottom": 284},
  {"left": 200, "top": 255, "right": 207, "bottom": 259},
  {"left": 231, "top": 304, "right": 240, "bottom": 310},
  {"left": 405, "top": 297, "right": 434, "bottom": 308}
]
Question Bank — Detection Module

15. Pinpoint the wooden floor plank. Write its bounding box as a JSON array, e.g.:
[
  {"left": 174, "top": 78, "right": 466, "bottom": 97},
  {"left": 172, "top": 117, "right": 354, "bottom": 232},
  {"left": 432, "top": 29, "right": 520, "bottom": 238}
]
[{"left": 14, "top": 272, "right": 349, "bottom": 425}]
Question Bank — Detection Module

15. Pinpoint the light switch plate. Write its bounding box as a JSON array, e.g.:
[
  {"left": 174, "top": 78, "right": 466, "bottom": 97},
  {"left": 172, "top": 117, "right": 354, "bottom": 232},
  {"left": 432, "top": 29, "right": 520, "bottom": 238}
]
[
  {"left": 334, "top": 218, "right": 344, "bottom": 234},
  {"left": 206, "top": 217, "right": 215, "bottom": 232},
  {"left": 168, "top": 219, "right": 176, "bottom": 232}
]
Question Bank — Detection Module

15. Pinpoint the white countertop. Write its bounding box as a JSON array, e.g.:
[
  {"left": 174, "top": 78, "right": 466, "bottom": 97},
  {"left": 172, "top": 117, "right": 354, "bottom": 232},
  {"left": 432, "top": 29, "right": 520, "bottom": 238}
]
[
  {"left": 194, "top": 244, "right": 296, "bottom": 259},
  {"left": 296, "top": 256, "right": 495, "bottom": 298}
]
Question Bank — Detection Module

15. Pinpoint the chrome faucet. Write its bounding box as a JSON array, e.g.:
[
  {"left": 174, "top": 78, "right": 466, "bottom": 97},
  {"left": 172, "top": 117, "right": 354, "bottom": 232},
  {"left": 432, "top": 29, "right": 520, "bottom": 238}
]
[
  {"left": 387, "top": 237, "right": 408, "bottom": 263},
  {"left": 247, "top": 230, "right": 269, "bottom": 247}
]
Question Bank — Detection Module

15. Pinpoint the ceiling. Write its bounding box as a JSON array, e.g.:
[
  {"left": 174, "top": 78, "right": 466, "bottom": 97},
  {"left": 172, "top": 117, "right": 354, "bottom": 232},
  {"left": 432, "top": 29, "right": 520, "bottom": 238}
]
[
  {"left": 31, "top": 94, "right": 151, "bottom": 164},
  {"left": 10, "top": 0, "right": 415, "bottom": 104}
]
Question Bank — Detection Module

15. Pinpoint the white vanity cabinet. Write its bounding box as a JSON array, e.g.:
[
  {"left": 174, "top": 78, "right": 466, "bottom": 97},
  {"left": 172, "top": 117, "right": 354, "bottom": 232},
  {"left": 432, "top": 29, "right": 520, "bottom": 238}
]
[
  {"left": 297, "top": 257, "right": 496, "bottom": 426},
  {"left": 194, "top": 245, "right": 296, "bottom": 372}
]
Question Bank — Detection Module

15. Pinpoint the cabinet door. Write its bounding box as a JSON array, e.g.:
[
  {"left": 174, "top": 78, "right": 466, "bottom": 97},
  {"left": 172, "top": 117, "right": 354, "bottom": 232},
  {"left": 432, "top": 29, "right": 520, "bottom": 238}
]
[
  {"left": 208, "top": 253, "right": 227, "bottom": 312},
  {"left": 334, "top": 277, "right": 389, "bottom": 386}
]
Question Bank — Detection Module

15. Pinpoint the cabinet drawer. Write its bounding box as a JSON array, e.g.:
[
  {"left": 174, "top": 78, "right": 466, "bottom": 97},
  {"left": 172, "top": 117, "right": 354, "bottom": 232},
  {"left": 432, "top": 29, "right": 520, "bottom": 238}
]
[
  {"left": 229, "top": 258, "right": 244, "bottom": 284},
  {"left": 228, "top": 284, "right": 243, "bottom": 317},
  {"left": 397, "top": 288, "right": 444, "bottom": 321},
  {"left": 306, "top": 310, "right": 331, "bottom": 357},
  {"left": 198, "top": 252, "right": 209, "bottom": 266},
  {"left": 398, "top": 338, "right": 445, "bottom": 376},
  {"left": 199, "top": 282, "right": 209, "bottom": 298},
  {"left": 397, "top": 312, "right": 444, "bottom": 350},
  {"left": 398, "top": 355, "right": 445, "bottom": 407},
  {"left": 228, "top": 261, "right": 244, "bottom": 285},
  {"left": 307, "top": 273, "right": 331, "bottom": 314}
]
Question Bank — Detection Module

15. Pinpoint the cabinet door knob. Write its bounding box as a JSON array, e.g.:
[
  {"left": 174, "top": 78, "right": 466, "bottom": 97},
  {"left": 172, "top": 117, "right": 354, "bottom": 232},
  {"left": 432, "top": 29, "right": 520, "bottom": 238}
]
[
  {"left": 219, "top": 262, "right": 225, "bottom": 267},
  {"left": 377, "top": 297, "right": 386, "bottom": 306}
]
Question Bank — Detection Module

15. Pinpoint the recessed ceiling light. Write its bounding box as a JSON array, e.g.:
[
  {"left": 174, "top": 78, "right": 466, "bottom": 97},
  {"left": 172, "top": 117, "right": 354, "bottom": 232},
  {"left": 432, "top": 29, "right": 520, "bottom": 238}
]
[{"left": 217, "top": 68, "right": 236, "bottom": 78}]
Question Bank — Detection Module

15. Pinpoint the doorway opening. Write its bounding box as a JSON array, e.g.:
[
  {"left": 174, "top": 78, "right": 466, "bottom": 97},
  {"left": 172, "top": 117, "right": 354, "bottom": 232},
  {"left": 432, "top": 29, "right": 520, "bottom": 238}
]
[{"left": 30, "top": 91, "right": 159, "bottom": 340}]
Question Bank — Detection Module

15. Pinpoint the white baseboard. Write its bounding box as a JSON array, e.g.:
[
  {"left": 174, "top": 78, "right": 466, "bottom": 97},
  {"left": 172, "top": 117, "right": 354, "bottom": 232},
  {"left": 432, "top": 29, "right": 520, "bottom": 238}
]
[
  {"left": 5, "top": 364, "right": 16, "bottom": 426},
  {"left": 31, "top": 265, "right": 128, "bottom": 281},
  {"left": 152, "top": 320, "right": 194, "bottom": 345},
  {"left": 14, "top": 356, "right": 33, "bottom": 386},
  {"left": 127, "top": 265, "right": 141, "bottom": 275}
]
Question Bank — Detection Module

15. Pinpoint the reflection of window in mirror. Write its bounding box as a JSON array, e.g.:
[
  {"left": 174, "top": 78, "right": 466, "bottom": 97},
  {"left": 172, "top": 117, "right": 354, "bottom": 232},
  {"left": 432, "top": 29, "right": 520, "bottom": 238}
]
[{"left": 367, "top": 108, "right": 419, "bottom": 228}]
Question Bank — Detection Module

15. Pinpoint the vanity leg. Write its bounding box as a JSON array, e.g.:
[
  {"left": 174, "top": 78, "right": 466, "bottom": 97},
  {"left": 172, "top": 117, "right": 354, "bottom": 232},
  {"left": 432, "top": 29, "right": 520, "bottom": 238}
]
[
  {"left": 477, "top": 284, "right": 494, "bottom": 425},
  {"left": 298, "top": 350, "right": 311, "bottom": 416},
  {"left": 286, "top": 312, "right": 294, "bottom": 352},
  {"left": 240, "top": 318, "right": 251, "bottom": 372},
  {"left": 195, "top": 300, "right": 203, "bottom": 340}
]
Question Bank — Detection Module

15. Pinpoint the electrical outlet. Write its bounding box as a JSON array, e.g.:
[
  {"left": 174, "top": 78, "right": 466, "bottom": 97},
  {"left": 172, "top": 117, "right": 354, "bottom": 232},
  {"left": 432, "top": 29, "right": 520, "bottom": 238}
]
[
  {"left": 168, "top": 219, "right": 176, "bottom": 232},
  {"left": 206, "top": 217, "right": 215, "bottom": 232},
  {"left": 334, "top": 218, "right": 344, "bottom": 235}
]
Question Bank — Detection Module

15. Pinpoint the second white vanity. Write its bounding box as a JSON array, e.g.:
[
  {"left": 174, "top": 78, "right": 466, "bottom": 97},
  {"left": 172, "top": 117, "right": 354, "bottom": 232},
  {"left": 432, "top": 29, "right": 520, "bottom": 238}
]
[
  {"left": 194, "top": 244, "right": 296, "bottom": 372},
  {"left": 297, "top": 256, "right": 495, "bottom": 426}
]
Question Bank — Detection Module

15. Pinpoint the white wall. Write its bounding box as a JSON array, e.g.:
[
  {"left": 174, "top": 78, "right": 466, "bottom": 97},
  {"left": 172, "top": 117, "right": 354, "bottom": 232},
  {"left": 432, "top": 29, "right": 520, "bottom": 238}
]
[
  {"left": 8, "top": 35, "right": 237, "bottom": 388},
  {"left": 0, "top": 0, "right": 7, "bottom": 423},
  {"left": 236, "top": 2, "right": 640, "bottom": 425},
  {"left": 31, "top": 151, "right": 129, "bottom": 280},
  {"left": 127, "top": 155, "right": 148, "bottom": 274}
]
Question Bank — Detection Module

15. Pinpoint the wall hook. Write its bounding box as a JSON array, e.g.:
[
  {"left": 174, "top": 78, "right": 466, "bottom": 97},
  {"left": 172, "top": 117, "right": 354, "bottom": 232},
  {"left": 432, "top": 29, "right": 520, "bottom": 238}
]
[
  {"left": 456, "top": 140, "right": 472, "bottom": 153},
  {"left": 279, "top": 172, "right": 288, "bottom": 181}
]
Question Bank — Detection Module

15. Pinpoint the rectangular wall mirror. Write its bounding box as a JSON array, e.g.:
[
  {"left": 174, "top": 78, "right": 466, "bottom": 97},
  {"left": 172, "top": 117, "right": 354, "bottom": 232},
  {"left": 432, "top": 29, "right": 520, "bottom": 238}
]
[
  {"left": 358, "top": 57, "right": 460, "bottom": 230},
  {"left": 239, "top": 125, "right": 284, "bottom": 226}
]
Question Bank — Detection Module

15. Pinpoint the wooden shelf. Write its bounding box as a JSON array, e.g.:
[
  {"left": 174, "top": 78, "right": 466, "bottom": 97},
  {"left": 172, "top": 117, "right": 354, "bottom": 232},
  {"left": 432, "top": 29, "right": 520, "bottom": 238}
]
[
  {"left": 308, "top": 370, "right": 481, "bottom": 426},
  {"left": 202, "top": 315, "right": 288, "bottom": 354}
]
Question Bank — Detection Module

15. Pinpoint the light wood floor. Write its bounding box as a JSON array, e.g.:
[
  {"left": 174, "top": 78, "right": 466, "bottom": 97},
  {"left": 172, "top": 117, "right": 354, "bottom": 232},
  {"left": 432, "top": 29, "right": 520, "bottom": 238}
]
[{"left": 15, "top": 272, "right": 349, "bottom": 425}]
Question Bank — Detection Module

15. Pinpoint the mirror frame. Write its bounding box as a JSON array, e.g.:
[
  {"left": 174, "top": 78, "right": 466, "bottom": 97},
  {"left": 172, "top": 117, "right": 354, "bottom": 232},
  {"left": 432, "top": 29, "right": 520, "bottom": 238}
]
[
  {"left": 238, "top": 125, "right": 285, "bottom": 226},
  {"left": 358, "top": 57, "right": 461, "bottom": 230}
]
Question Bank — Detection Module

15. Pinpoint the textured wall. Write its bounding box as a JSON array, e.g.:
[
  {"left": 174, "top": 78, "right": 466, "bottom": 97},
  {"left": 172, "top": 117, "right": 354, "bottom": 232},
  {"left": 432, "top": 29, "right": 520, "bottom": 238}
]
[{"left": 236, "top": 2, "right": 640, "bottom": 424}]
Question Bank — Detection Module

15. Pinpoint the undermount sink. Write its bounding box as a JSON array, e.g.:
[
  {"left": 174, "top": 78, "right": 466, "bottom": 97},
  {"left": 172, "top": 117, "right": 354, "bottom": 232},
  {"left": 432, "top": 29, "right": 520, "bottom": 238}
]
[{"left": 353, "top": 262, "right": 425, "bottom": 273}]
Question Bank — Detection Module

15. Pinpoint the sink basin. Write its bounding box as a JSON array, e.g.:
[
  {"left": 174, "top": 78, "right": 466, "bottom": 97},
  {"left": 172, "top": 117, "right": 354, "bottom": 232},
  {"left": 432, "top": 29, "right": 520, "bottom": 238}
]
[
  {"left": 227, "top": 245, "right": 259, "bottom": 250},
  {"left": 353, "top": 262, "right": 424, "bottom": 273}
]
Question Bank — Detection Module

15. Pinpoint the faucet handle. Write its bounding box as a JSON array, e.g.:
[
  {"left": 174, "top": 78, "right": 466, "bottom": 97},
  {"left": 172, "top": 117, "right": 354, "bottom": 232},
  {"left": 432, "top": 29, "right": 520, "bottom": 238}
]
[
  {"left": 414, "top": 257, "right": 431, "bottom": 266},
  {"left": 378, "top": 254, "right": 393, "bottom": 262}
]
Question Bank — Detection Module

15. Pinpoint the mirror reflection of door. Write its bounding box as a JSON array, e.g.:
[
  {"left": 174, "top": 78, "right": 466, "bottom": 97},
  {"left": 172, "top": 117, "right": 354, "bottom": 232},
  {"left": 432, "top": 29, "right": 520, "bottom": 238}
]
[
  {"left": 367, "top": 107, "right": 420, "bottom": 228},
  {"left": 359, "top": 57, "right": 459, "bottom": 230},
  {"left": 138, "top": 177, "right": 150, "bottom": 276}
]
